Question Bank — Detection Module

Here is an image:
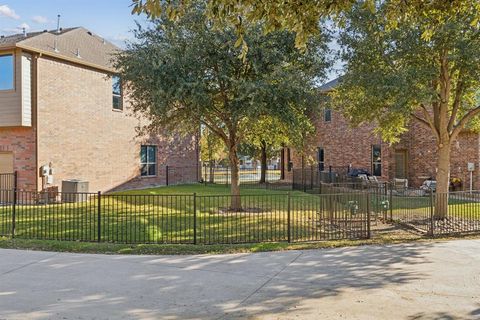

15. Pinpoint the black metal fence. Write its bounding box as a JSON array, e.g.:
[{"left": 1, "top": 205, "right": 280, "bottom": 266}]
[
  {"left": 1, "top": 185, "right": 480, "bottom": 243},
  {"left": 201, "top": 164, "right": 291, "bottom": 190},
  {"left": 291, "top": 171, "right": 480, "bottom": 237},
  {"left": 0, "top": 190, "right": 370, "bottom": 244},
  {"left": 391, "top": 191, "right": 480, "bottom": 236},
  {"left": 0, "top": 172, "right": 16, "bottom": 204},
  {"left": 202, "top": 165, "right": 281, "bottom": 184},
  {"left": 292, "top": 166, "right": 365, "bottom": 192},
  {"left": 0, "top": 172, "right": 16, "bottom": 190}
]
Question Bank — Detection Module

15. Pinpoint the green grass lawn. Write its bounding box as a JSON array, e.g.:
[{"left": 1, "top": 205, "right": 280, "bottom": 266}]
[
  {"left": 1, "top": 183, "right": 478, "bottom": 246},
  {"left": 113, "top": 183, "right": 295, "bottom": 196},
  {"left": 0, "top": 184, "right": 371, "bottom": 244},
  {"left": 388, "top": 194, "right": 480, "bottom": 220}
]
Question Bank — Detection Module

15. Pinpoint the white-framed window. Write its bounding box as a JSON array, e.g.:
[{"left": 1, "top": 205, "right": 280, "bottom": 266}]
[
  {"left": 140, "top": 145, "right": 157, "bottom": 176},
  {"left": 0, "top": 54, "right": 14, "bottom": 91},
  {"left": 112, "top": 75, "right": 123, "bottom": 110}
]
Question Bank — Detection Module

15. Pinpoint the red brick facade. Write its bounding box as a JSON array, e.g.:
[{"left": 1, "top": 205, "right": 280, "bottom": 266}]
[
  {"left": 0, "top": 52, "right": 199, "bottom": 193},
  {"left": 392, "top": 121, "right": 480, "bottom": 190},
  {"left": 285, "top": 108, "right": 480, "bottom": 190},
  {"left": 0, "top": 127, "right": 37, "bottom": 190}
]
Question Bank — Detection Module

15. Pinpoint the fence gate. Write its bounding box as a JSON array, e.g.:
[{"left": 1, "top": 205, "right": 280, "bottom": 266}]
[{"left": 0, "top": 172, "right": 16, "bottom": 203}]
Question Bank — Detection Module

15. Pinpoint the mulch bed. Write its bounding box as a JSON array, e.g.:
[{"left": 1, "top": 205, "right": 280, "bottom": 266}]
[{"left": 396, "top": 217, "right": 480, "bottom": 235}]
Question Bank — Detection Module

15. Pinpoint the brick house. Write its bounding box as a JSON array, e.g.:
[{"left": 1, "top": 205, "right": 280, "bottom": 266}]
[
  {"left": 0, "top": 27, "right": 199, "bottom": 192},
  {"left": 281, "top": 78, "right": 480, "bottom": 190}
]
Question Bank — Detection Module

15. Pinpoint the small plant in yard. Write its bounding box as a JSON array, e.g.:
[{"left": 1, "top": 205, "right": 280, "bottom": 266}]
[{"left": 450, "top": 178, "right": 462, "bottom": 191}]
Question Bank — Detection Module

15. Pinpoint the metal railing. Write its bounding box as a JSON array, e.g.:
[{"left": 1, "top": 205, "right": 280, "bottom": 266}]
[
  {"left": 0, "top": 190, "right": 371, "bottom": 244},
  {"left": 1, "top": 182, "right": 479, "bottom": 244},
  {"left": 0, "top": 172, "right": 17, "bottom": 204},
  {"left": 292, "top": 166, "right": 364, "bottom": 192},
  {"left": 392, "top": 191, "right": 480, "bottom": 236},
  {"left": 201, "top": 165, "right": 286, "bottom": 188}
]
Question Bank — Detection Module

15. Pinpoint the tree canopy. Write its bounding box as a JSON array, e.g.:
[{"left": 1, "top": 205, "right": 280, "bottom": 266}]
[
  {"left": 332, "top": 1, "right": 480, "bottom": 216},
  {"left": 117, "top": 2, "right": 330, "bottom": 208},
  {"left": 131, "top": 0, "right": 480, "bottom": 51}
]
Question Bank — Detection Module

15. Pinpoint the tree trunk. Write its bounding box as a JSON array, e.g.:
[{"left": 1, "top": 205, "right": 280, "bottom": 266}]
[
  {"left": 228, "top": 145, "right": 242, "bottom": 211},
  {"left": 260, "top": 140, "right": 267, "bottom": 184},
  {"left": 434, "top": 142, "right": 451, "bottom": 219}
]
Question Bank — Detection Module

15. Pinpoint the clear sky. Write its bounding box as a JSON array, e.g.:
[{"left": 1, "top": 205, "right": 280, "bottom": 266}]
[{"left": 0, "top": 0, "right": 143, "bottom": 47}]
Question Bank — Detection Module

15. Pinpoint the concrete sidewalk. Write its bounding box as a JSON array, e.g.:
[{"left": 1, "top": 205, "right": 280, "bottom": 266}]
[{"left": 0, "top": 240, "right": 479, "bottom": 319}]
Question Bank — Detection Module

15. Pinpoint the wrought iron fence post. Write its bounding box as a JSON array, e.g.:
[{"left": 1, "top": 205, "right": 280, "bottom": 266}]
[
  {"left": 287, "top": 192, "right": 291, "bottom": 243},
  {"left": 97, "top": 191, "right": 102, "bottom": 242},
  {"left": 302, "top": 166, "right": 306, "bottom": 193},
  {"left": 203, "top": 164, "right": 207, "bottom": 186},
  {"left": 389, "top": 182, "right": 393, "bottom": 221},
  {"left": 11, "top": 178, "right": 17, "bottom": 238},
  {"left": 366, "top": 192, "right": 371, "bottom": 239},
  {"left": 310, "top": 165, "right": 314, "bottom": 190},
  {"left": 193, "top": 193, "right": 197, "bottom": 245},
  {"left": 429, "top": 191, "right": 434, "bottom": 237},
  {"left": 383, "top": 182, "right": 387, "bottom": 220},
  {"left": 166, "top": 166, "right": 169, "bottom": 186}
]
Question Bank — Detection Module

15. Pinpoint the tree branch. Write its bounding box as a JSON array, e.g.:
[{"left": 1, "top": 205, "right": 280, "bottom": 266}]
[
  {"left": 201, "top": 115, "right": 229, "bottom": 143},
  {"left": 419, "top": 104, "right": 440, "bottom": 141},
  {"left": 448, "top": 79, "right": 464, "bottom": 133},
  {"left": 451, "top": 105, "right": 480, "bottom": 140},
  {"left": 410, "top": 113, "right": 431, "bottom": 128}
]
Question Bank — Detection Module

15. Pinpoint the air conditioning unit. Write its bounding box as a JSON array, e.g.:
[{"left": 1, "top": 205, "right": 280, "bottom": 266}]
[{"left": 61, "top": 179, "right": 89, "bottom": 203}]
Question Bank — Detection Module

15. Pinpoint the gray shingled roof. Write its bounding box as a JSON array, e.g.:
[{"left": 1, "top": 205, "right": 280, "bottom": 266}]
[
  {"left": 0, "top": 28, "right": 76, "bottom": 46},
  {"left": 0, "top": 27, "right": 119, "bottom": 70},
  {"left": 319, "top": 78, "right": 340, "bottom": 92}
]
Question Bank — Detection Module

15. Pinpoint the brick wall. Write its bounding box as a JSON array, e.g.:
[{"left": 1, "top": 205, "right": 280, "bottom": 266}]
[
  {"left": 393, "top": 121, "right": 480, "bottom": 189},
  {"left": 0, "top": 127, "right": 37, "bottom": 190},
  {"left": 36, "top": 56, "right": 198, "bottom": 193},
  {"left": 284, "top": 109, "right": 480, "bottom": 190},
  {"left": 285, "top": 110, "right": 390, "bottom": 181}
]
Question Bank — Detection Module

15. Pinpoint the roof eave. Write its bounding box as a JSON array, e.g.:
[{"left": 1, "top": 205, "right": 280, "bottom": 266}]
[
  {"left": 15, "top": 43, "right": 116, "bottom": 73},
  {"left": 0, "top": 44, "right": 17, "bottom": 50}
]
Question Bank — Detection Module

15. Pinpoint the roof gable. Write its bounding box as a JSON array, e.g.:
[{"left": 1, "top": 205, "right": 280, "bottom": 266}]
[{"left": 0, "top": 27, "right": 120, "bottom": 71}]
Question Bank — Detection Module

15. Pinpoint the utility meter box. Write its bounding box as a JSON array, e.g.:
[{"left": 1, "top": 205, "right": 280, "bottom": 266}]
[
  {"left": 61, "top": 179, "right": 89, "bottom": 202},
  {"left": 40, "top": 165, "right": 50, "bottom": 177},
  {"left": 467, "top": 163, "right": 475, "bottom": 172}
]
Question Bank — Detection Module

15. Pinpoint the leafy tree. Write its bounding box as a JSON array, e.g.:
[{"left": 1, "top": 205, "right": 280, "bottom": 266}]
[
  {"left": 116, "top": 3, "right": 329, "bottom": 209},
  {"left": 131, "top": 0, "right": 480, "bottom": 51},
  {"left": 132, "top": 0, "right": 352, "bottom": 52},
  {"left": 200, "top": 127, "right": 227, "bottom": 182},
  {"left": 332, "top": 1, "right": 480, "bottom": 217},
  {"left": 240, "top": 116, "right": 292, "bottom": 183}
]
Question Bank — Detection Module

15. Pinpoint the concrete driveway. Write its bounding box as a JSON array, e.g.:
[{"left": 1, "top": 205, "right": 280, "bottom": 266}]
[{"left": 0, "top": 240, "right": 479, "bottom": 320}]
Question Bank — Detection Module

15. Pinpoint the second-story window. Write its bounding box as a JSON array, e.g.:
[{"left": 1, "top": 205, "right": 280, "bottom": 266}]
[
  {"left": 112, "top": 75, "right": 123, "bottom": 110},
  {"left": 324, "top": 108, "right": 332, "bottom": 122},
  {"left": 0, "top": 54, "right": 14, "bottom": 91}
]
